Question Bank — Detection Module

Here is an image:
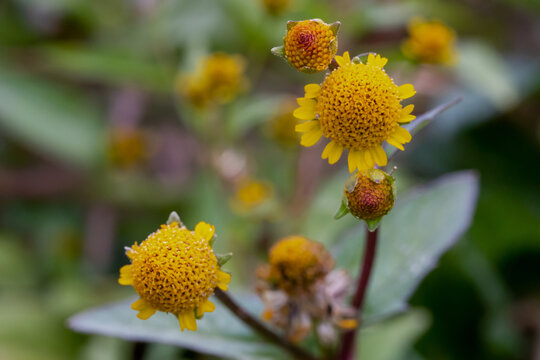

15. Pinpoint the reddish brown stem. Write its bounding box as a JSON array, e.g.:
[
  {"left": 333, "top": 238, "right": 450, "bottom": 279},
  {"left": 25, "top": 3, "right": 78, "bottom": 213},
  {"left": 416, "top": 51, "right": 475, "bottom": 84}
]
[{"left": 337, "top": 227, "right": 379, "bottom": 360}]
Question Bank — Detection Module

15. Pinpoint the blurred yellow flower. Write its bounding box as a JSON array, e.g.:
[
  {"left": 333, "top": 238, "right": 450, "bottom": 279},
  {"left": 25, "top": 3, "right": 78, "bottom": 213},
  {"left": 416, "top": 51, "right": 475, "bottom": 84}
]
[
  {"left": 283, "top": 19, "right": 339, "bottom": 73},
  {"left": 295, "top": 52, "right": 416, "bottom": 172},
  {"left": 180, "top": 53, "right": 248, "bottom": 108},
  {"left": 261, "top": 0, "right": 292, "bottom": 16},
  {"left": 231, "top": 178, "right": 273, "bottom": 213},
  {"left": 402, "top": 18, "right": 457, "bottom": 65},
  {"left": 268, "top": 97, "right": 300, "bottom": 147},
  {"left": 119, "top": 221, "right": 230, "bottom": 331},
  {"left": 108, "top": 127, "right": 147, "bottom": 168}
]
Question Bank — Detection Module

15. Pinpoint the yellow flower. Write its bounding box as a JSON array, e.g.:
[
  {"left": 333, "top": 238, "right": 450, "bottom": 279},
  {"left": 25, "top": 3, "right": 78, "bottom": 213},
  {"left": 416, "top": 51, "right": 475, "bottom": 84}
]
[
  {"left": 118, "top": 221, "right": 231, "bottom": 331},
  {"left": 268, "top": 97, "right": 300, "bottom": 147},
  {"left": 261, "top": 0, "right": 292, "bottom": 16},
  {"left": 294, "top": 52, "right": 416, "bottom": 172},
  {"left": 231, "top": 178, "right": 274, "bottom": 213},
  {"left": 402, "top": 18, "right": 457, "bottom": 65},
  {"left": 180, "top": 53, "right": 248, "bottom": 108},
  {"left": 265, "top": 235, "right": 334, "bottom": 294},
  {"left": 108, "top": 127, "right": 147, "bottom": 168},
  {"left": 283, "top": 19, "right": 339, "bottom": 73}
]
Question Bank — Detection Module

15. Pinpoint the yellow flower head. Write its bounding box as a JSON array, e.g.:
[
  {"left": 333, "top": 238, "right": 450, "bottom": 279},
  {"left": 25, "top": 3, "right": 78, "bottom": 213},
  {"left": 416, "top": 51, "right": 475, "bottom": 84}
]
[
  {"left": 231, "top": 178, "right": 274, "bottom": 213},
  {"left": 402, "top": 18, "right": 457, "bottom": 65},
  {"left": 268, "top": 97, "right": 300, "bottom": 147},
  {"left": 181, "top": 53, "right": 248, "bottom": 108},
  {"left": 108, "top": 127, "right": 147, "bottom": 168},
  {"left": 118, "top": 221, "right": 231, "bottom": 331},
  {"left": 264, "top": 236, "right": 334, "bottom": 294},
  {"left": 261, "top": 0, "right": 292, "bottom": 16},
  {"left": 283, "top": 19, "right": 339, "bottom": 73},
  {"left": 294, "top": 52, "right": 416, "bottom": 172},
  {"left": 345, "top": 168, "right": 395, "bottom": 221}
]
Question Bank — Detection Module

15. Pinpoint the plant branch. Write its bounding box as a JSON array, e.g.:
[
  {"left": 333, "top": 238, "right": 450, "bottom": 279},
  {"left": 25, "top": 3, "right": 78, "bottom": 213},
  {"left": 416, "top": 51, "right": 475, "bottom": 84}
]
[
  {"left": 214, "top": 288, "right": 319, "bottom": 360},
  {"left": 337, "top": 227, "right": 379, "bottom": 360}
]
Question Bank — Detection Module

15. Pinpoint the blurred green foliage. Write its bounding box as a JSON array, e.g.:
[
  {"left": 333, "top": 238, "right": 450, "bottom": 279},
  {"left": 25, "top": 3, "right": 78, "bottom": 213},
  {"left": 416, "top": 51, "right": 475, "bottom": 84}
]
[{"left": 0, "top": 0, "right": 539, "bottom": 359}]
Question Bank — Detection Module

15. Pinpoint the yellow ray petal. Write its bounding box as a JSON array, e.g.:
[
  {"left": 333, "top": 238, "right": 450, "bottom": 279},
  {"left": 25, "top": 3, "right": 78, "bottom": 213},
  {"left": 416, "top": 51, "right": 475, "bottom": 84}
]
[
  {"left": 367, "top": 53, "right": 388, "bottom": 68},
  {"left": 118, "top": 265, "right": 133, "bottom": 285},
  {"left": 371, "top": 146, "right": 388, "bottom": 166},
  {"left": 304, "top": 84, "right": 321, "bottom": 98},
  {"left": 131, "top": 298, "right": 157, "bottom": 320},
  {"left": 296, "top": 97, "right": 316, "bottom": 107},
  {"left": 195, "top": 221, "right": 215, "bottom": 243},
  {"left": 399, "top": 114, "right": 416, "bottom": 123},
  {"left": 178, "top": 311, "right": 198, "bottom": 331},
  {"left": 217, "top": 271, "right": 231, "bottom": 291},
  {"left": 397, "top": 84, "right": 416, "bottom": 99},
  {"left": 196, "top": 300, "right": 216, "bottom": 317},
  {"left": 335, "top": 51, "right": 351, "bottom": 67},
  {"left": 363, "top": 149, "right": 375, "bottom": 168},
  {"left": 300, "top": 129, "right": 323, "bottom": 147},
  {"left": 321, "top": 141, "right": 343, "bottom": 164},
  {"left": 386, "top": 138, "right": 405, "bottom": 151},
  {"left": 293, "top": 106, "right": 317, "bottom": 120},
  {"left": 295, "top": 120, "right": 319, "bottom": 133},
  {"left": 126, "top": 243, "right": 138, "bottom": 260},
  {"left": 348, "top": 150, "right": 366, "bottom": 173},
  {"left": 402, "top": 104, "right": 414, "bottom": 115},
  {"left": 390, "top": 126, "right": 412, "bottom": 143}
]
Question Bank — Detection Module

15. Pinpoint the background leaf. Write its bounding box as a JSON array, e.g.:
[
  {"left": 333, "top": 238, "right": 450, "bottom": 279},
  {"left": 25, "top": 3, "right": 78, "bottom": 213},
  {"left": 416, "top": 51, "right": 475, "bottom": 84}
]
[
  {"left": 0, "top": 67, "right": 104, "bottom": 168},
  {"left": 68, "top": 295, "right": 285, "bottom": 360}
]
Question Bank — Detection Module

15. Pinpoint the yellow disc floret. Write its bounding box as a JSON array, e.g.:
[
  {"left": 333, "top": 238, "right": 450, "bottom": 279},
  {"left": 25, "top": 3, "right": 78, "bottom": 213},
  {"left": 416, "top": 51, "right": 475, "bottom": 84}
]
[
  {"left": 118, "top": 221, "right": 231, "bottom": 331},
  {"left": 266, "top": 236, "right": 334, "bottom": 294},
  {"left": 402, "top": 18, "right": 457, "bottom": 65},
  {"left": 294, "top": 52, "right": 416, "bottom": 172},
  {"left": 283, "top": 19, "right": 338, "bottom": 73}
]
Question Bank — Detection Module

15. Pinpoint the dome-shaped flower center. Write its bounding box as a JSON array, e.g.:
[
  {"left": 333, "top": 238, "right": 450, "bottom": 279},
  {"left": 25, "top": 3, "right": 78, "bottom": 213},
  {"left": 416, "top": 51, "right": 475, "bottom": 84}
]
[
  {"left": 130, "top": 225, "right": 218, "bottom": 314},
  {"left": 317, "top": 63, "right": 403, "bottom": 150}
]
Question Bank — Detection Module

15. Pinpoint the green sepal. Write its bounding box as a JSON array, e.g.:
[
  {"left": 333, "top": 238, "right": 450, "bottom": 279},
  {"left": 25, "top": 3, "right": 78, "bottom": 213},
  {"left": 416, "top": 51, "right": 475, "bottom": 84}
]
[
  {"left": 286, "top": 20, "right": 299, "bottom": 31},
  {"left": 329, "top": 21, "right": 341, "bottom": 36},
  {"left": 209, "top": 235, "right": 216, "bottom": 247},
  {"left": 365, "top": 217, "right": 383, "bottom": 231},
  {"left": 216, "top": 252, "right": 233, "bottom": 267},
  {"left": 194, "top": 308, "right": 203, "bottom": 320},
  {"left": 344, "top": 172, "right": 359, "bottom": 193},
  {"left": 271, "top": 46, "right": 286, "bottom": 59},
  {"left": 334, "top": 197, "right": 350, "bottom": 220},
  {"left": 166, "top": 211, "right": 184, "bottom": 227}
]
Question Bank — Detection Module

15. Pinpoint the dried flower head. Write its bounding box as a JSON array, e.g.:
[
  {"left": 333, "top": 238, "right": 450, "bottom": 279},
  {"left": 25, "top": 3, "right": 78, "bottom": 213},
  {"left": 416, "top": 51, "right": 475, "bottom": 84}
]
[
  {"left": 274, "top": 19, "right": 339, "bottom": 73},
  {"left": 180, "top": 53, "right": 248, "bottom": 108},
  {"left": 119, "top": 220, "right": 231, "bottom": 331},
  {"left": 257, "top": 238, "right": 357, "bottom": 344},
  {"left": 402, "top": 18, "right": 457, "bottom": 65},
  {"left": 344, "top": 168, "right": 395, "bottom": 227},
  {"left": 265, "top": 236, "right": 334, "bottom": 293},
  {"left": 295, "top": 52, "right": 416, "bottom": 172}
]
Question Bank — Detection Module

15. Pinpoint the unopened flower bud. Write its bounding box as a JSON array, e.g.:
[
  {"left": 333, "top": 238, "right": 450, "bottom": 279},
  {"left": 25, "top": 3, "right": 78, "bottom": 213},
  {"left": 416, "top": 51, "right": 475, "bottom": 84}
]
[
  {"left": 272, "top": 19, "right": 339, "bottom": 73},
  {"left": 337, "top": 169, "right": 395, "bottom": 230}
]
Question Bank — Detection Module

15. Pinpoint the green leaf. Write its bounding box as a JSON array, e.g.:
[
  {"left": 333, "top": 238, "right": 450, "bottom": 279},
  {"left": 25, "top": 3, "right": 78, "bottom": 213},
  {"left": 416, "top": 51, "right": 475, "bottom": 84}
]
[
  {"left": 331, "top": 171, "right": 479, "bottom": 320},
  {"left": 0, "top": 66, "right": 104, "bottom": 168},
  {"left": 357, "top": 309, "right": 431, "bottom": 360},
  {"left": 68, "top": 295, "right": 285, "bottom": 360},
  {"left": 38, "top": 46, "right": 175, "bottom": 92}
]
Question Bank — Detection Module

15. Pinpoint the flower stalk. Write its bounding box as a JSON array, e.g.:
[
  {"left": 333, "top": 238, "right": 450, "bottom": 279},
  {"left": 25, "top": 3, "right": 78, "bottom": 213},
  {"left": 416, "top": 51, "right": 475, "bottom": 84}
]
[
  {"left": 214, "top": 288, "right": 319, "bottom": 360},
  {"left": 337, "top": 227, "right": 379, "bottom": 360}
]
